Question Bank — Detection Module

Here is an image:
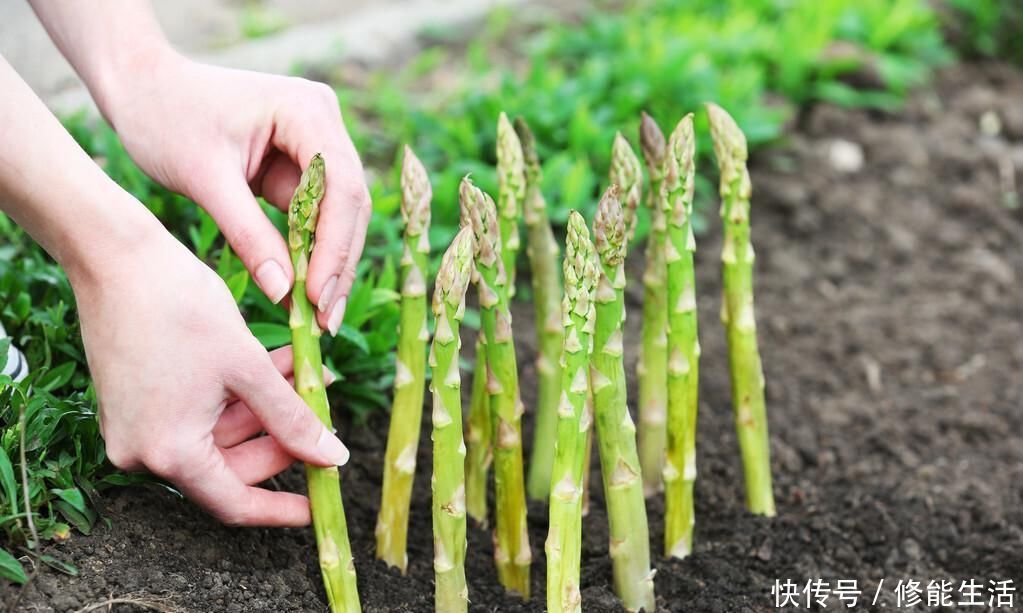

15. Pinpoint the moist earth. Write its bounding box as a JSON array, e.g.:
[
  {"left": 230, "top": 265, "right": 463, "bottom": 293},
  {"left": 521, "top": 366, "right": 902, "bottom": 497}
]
[{"left": 5, "top": 62, "right": 1023, "bottom": 612}]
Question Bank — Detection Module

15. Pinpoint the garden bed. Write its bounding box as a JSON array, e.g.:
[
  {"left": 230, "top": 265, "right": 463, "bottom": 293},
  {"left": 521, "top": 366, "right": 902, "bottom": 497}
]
[{"left": 11, "top": 61, "right": 1023, "bottom": 612}]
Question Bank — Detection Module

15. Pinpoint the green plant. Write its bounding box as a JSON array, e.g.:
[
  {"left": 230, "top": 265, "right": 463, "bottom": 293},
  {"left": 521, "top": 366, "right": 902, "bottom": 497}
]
[
  {"left": 463, "top": 338, "right": 491, "bottom": 526},
  {"left": 288, "top": 155, "right": 360, "bottom": 612},
  {"left": 590, "top": 187, "right": 655, "bottom": 611},
  {"left": 663, "top": 114, "right": 701, "bottom": 559},
  {"left": 376, "top": 147, "right": 431, "bottom": 572},
  {"left": 460, "top": 177, "right": 531, "bottom": 596},
  {"left": 496, "top": 113, "right": 525, "bottom": 297},
  {"left": 516, "top": 117, "right": 564, "bottom": 502},
  {"left": 708, "top": 104, "right": 775, "bottom": 517},
  {"left": 429, "top": 227, "right": 475, "bottom": 613},
  {"left": 637, "top": 113, "right": 669, "bottom": 497},
  {"left": 546, "top": 211, "right": 597, "bottom": 613}
]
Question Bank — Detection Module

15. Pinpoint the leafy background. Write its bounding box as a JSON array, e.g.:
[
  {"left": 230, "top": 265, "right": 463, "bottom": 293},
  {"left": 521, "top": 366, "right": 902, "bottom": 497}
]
[{"left": 0, "top": 0, "right": 1017, "bottom": 585}]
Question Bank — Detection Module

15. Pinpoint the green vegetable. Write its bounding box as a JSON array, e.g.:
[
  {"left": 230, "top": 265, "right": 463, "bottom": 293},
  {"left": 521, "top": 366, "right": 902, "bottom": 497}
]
[
  {"left": 707, "top": 103, "right": 776, "bottom": 517},
  {"left": 429, "top": 227, "right": 475, "bottom": 613},
  {"left": 461, "top": 177, "right": 532, "bottom": 596},
  {"left": 288, "top": 154, "right": 361, "bottom": 612},
  {"left": 546, "top": 211, "right": 597, "bottom": 613},
  {"left": 591, "top": 187, "right": 656, "bottom": 611},
  {"left": 515, "top": 117, "right": 564, "bottom": 501},
  {"left": 609, "top": 132, "right": 643, "bottom": 239},
  {"left": 497, "top": 112, "right": 525, "bottom": 298},
  {"left": 637, "top": 112, "right": 669, "bottom": 497},
  {"left": 662, "top": 116, "right": 701, "bottom": 559},
  {"left": 376, "top": 146, "right": 431, "bottom": 572},
  {"left": 464, "top": 339, "right": 492, "bottom": 526}
]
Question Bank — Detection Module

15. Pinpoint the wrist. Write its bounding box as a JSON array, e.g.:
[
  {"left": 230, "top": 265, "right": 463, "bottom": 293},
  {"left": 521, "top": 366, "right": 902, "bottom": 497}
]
[
  {"left": 61, "top": 187, "right": 167, "bottom": 293},
  {"left": 87, "top": 41, "right": 184, "bottom": 128}
]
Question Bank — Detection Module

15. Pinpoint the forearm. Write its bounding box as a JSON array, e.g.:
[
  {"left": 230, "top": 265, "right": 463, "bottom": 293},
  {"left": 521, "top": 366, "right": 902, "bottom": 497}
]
[
  {"left": 28, "top": 0, "right": 174, "bottom": 122},
  {"left": 0, "top": 55, "right": 159, "bottom": 285}
]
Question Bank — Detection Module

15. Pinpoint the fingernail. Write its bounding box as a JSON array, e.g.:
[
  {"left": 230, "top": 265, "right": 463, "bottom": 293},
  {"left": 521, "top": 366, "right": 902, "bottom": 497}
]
[
  {"left": 316, "top": 428, "right": 350, "bottom": 466},
  {"left": 317, "top": 275, "right": 339, "bottom": 313},
  {"left": 327, "top": 296, "right": 347, "bottom": 336},
  {"left": 255, "top": 260, "right": 290, "bottom": 304},
  {"left": 322, "top": 367, "right": 337, "bottom": 386}
]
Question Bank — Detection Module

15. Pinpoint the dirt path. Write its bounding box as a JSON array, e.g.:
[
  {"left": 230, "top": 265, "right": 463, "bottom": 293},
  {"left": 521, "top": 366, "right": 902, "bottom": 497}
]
[{"left": 6, "top": 62, "right": 1023, "bottom": 612}]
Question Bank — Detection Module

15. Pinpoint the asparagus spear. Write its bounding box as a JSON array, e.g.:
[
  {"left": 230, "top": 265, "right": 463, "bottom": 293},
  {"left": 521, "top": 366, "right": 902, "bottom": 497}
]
[
  {"left": 637, "top": 113, "right": 670, "bottom": 497},
  {"left": 707, "top": 103, "right": 776, "bottom": 517},
  {"left": 610, "top": 132, "right": 643, "bottom": 240},
  {"left": 497, "top": 112, "right": 525, "bottom": 298},
  {"left": 430, "top": 227, "right": 476, "bottom": 613},
  {"left": 288, "top": 154, "right": 361, "bottom": 612},
  {"left": 663, "top": 115, "right": 701, "bottom": 559},
  {"left": 514, "top": 117, "right": 564, "bottom": 501},
  {"left": 464, "top": 339, "right": 492, "bottom": 526},
  {"left": 546, "top": 211, "right": 598, "bottom": 613},
  {"left": 376, "top": 146, "right": 431, "bottom": 572},
  {"left": 461, "top": 177, "right": 532, "bottom": 596},
  {"left": 591, "top": 187, "right": 656, "bottom": 611}
]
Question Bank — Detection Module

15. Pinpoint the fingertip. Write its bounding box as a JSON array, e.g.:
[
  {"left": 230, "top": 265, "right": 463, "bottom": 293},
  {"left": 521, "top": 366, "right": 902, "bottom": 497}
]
[{"left": 315, "top": 427, "right": 350, "bottom": 466}]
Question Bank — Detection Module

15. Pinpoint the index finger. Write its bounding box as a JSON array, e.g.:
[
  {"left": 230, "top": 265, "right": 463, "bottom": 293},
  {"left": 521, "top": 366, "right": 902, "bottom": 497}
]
[{"left": 272, "top": 81, "right": 371, "bottom": 335}]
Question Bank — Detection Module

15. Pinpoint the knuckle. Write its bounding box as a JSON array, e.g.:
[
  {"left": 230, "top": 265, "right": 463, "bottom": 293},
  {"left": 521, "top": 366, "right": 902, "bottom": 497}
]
[
  {"left": 103, "top": 439, "right": 137, "bottom": 471},
  {"left": 214, "top": 506, "right": 250, "bottom": 527},
  {"left": 142, "top": 442, "right": 186, "bottom": 478}
]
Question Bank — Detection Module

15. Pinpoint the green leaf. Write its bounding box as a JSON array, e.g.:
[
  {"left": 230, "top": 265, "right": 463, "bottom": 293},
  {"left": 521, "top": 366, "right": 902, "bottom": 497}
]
[
  {"left": 39, "top": 553, "right": 78, "bottom": 576},
  {"left": 248, "top": 322, "right": 291, "bottom": 349},
  {"left": 36, "top": 362, "right": 76, "bottom": 391},
  {"left": 0, "top": 447, "right": 17, "bottom": 516},
  {"left": 51, "top": 487, "right": 87, "bottom": 514},
  {"left": 335, "top": 326, "right": 369, "bottom": 354},
  {"left": 0, "top": 338, "right": 9, "bottom": 373},
  {"left": 225, "top": 270, "right": 250, "bottom": 304},
  {"left": 0, "top": 548, "right": 27, "bottom": 584}
]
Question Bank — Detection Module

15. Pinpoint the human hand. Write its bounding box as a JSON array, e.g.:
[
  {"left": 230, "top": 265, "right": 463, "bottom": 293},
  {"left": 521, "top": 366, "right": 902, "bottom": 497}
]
[
  {"left": 97, "top": 51, "right": 370, "bottom": 335},
  {"left": 74, "top": 221, "right": 350, "bottom": 526}
]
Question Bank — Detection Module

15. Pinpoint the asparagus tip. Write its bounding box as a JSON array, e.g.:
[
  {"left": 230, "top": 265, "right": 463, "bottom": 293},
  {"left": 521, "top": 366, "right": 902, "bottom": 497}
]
[
  {"left": 705, "top": 103, "right": 748, "bottom": 163},
  {"left": 593, "top": 185, "right": 626, "bottom": 266},
  {"left": 639, "top": 112, "right": 667, "bottom": 178},
  {"left": 400, "top": 146, "right": 432, "bottom": 234}
]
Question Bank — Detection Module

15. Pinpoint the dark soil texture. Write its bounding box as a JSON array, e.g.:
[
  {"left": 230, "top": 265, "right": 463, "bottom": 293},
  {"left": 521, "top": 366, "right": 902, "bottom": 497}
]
[{"left": 6, "top": 62, "right": 1023, "bottom": 612}]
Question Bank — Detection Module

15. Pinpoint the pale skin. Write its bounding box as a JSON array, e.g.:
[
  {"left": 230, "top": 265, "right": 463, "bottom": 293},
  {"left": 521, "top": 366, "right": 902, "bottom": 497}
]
[{"left": 0, "top": 2, "right": 371, "bottom": 526}]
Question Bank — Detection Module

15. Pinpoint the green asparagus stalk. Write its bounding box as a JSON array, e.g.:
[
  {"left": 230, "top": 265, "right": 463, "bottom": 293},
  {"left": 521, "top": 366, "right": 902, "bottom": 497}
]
[
  {"left": 707, "top": 103, "right": 776, "bottom": 517},
  {"left": 461, "top": 177, "right": 532, "bottom": 596},
  {"left": 663, "top": 115, "right": 701, "bottom": 559},
  {"left": 637, "top": 113, "right": 670, "bottom": 497},
  {"left": 376, "top": 146, "right": 431, "bottom": 572},
  {"left": 514, "top": 117, "right": 564, "bottom": 501},
  {"left": 497, "top": 112, "right": 525, "bottom": 298},
  {"left": 546, "top": 211, "right": 597, "bottom": 613},
  {"left": 288, "top": 154, "right": 361, "bottom": 612},
  {"left": 591, "top": 186, "right": 656, "bottom": 611},
  {"left": 610, "top": 132, "right": 643, "bottom": 240},
  {"left": 430, "top": 227, "right": 476, "bottom": 613},
  {"left": 464, "top": 338, "right": 492, "bottom": 526}
]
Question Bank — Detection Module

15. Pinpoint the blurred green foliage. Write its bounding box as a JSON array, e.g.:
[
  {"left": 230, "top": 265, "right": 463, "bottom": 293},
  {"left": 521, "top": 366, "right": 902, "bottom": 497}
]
[
  {"left": 0, "top": 0, "right": 998, "bottom": 582},
  {"left": 941, "top": 0, "right": 1023, "bottom": 63}
]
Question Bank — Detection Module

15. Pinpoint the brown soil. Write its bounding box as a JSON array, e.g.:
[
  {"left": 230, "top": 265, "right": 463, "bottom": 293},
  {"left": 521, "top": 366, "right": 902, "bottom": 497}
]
[{"left": 6, "top": 62, "right": 1023, "bottom": 612}]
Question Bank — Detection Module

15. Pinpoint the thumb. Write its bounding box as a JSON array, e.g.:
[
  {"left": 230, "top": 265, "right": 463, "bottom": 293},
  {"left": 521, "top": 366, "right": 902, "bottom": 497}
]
[
  {"left": 230, "top": 349, "right": 350, "bottom": 467},
  {"left": 198, "top": 171, "right": 294, "bottom": 304}
]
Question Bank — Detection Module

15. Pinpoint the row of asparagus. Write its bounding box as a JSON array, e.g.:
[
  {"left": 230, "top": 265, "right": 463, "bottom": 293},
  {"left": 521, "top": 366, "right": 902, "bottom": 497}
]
[{"left": 291, "top": 103, "right": 775, "bottom": 612}]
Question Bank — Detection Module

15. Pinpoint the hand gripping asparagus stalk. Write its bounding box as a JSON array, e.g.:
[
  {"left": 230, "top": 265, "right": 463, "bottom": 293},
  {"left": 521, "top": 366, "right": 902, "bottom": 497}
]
[
  {"left": 376, "top": 146, "right": 432, "bottom": 572},
  {"left": 591, "top": 187, "right": 656, "bottom": 611},
  {"left": 610, "top": 132, "right": 643, "bottom": 240},
  {"left": 497, "top": 112, "right": 525, "bottom": 298},
  {"left": 514, "top": 117, "right": 564, "bottom": 501},
  {"left": 461, "top": 177, "right": 532, "bottom": 596},
  {"left": 663, "top": 115, "right": 701, "bottom": 559},
  {"left": 546, "top": 211, "right": 597, "bottom": 613},
  {"left": 430, "top": 227, "right": 475, "bottom": 613},
  {"left": 464, "top": 337, "right": 492, "bottom": 526},
  {"left": 707, "top": 103, "right": 776, "bottom": 517},
  {"left": 637, "top": 113, "right": 670, "bottom": 496},
  {"left": 288, "top": 154, "right": 361, "bottom": 612}
]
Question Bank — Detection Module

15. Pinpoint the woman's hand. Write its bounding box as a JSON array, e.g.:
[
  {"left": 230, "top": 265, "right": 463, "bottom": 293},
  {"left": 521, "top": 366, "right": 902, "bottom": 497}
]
[
  {"left": 74, "top": 223, "right": 350, "bottom": 526},
  {"left": 98, "top": 51, "right": 370, "bottom": 335}
]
